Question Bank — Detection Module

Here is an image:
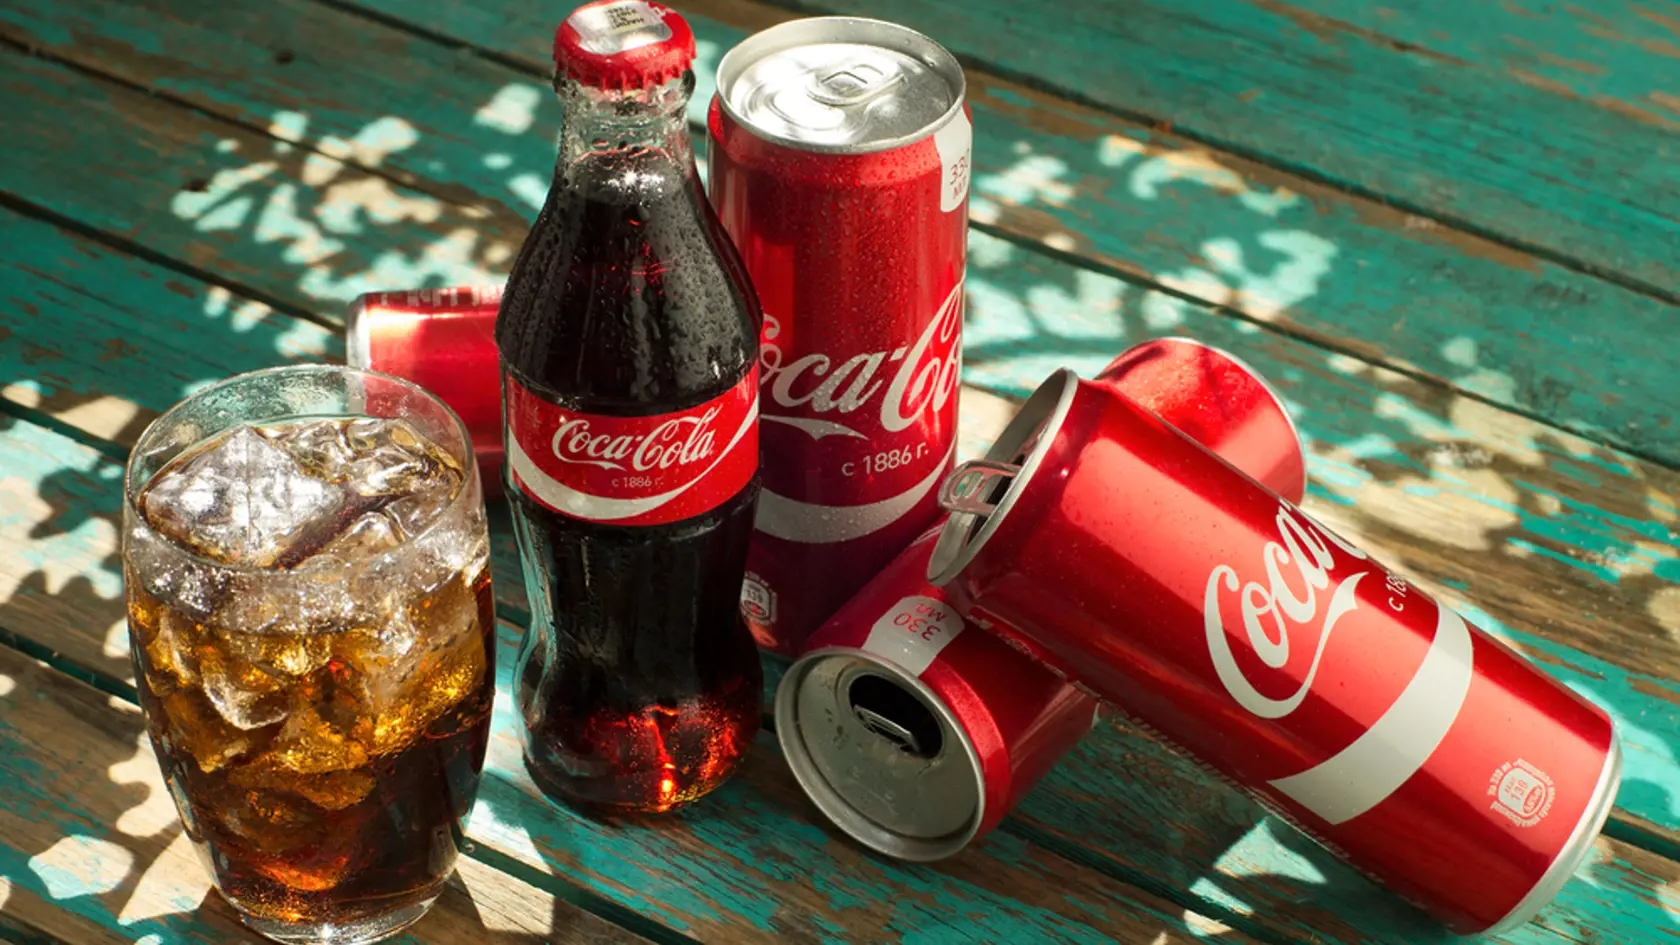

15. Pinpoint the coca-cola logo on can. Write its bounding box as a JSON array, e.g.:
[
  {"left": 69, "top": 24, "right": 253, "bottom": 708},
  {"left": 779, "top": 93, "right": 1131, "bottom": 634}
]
[
  {"left": 759, "top": 279, "right": 962, "bottom": 447},
  {"left": 1203, "top": 503, "right": 1475, "bottom": 825}
]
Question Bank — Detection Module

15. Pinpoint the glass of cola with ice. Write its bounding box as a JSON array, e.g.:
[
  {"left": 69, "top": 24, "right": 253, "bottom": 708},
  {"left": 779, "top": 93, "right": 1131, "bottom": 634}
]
[{"left": 122, "top": 365, "right": 495, "bottom": 944}]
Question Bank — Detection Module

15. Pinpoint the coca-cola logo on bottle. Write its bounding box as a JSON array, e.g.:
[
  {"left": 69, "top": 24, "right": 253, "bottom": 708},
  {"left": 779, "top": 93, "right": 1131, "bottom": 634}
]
[
  {"left": 550, "top": 406, "right": 721, "bottom": 473},
  {"left": 1202, "top": 504, "right": 1474, "bottom": 825},
  {"left": 505, "top": 370, "right": 758, "bottom": 527}
]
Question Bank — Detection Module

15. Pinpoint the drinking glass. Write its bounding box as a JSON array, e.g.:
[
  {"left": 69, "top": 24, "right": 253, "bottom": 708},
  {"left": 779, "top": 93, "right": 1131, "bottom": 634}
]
[{"left": 122, "top": 365, "right": 495, "bottom": 944}]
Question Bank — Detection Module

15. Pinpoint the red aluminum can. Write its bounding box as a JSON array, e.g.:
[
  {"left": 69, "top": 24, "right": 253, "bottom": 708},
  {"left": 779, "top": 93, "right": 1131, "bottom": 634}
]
[
  {"left": 777, "top": 338, "right": 1307, "bottom": 859},
  {"left": 928, "top": 370, "right": 1622, "bottom": 933},
  {"left": 346, "top": 286, "right": 504, "bottom": 497},
  {"left": 707, "top": 17, "right": 972, "bottom": 655}
]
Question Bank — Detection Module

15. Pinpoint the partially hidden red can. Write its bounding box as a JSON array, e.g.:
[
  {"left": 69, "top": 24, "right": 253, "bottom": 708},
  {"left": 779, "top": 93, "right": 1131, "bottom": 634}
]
[
  {"left": 776, "top": 338, "right": 1308, "bottom": 859},
  {"left": 929, "top": 370, "right": 1622, "bottom": 933},
  {"left": 346, "top": 286, "right": 503, "bottom": 497},
  {"left": 708, "top": 17, "right": 971, "bottom": 655}
]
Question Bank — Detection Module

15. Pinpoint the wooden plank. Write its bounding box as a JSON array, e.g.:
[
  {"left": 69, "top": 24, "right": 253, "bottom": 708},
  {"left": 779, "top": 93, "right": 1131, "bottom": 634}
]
[
  {"left": 0, "top": 50, "right": 509, "bottom": 314},
  {"left": 1254, "top": 0, "right": 1680, "bottom": 125},
  {"left": 4, "top": 410, "right": 1680, "bottom": 944},
  {"left": 7, "top": 0, "right": 1677, "bottom": 471},
  {"left": 756, "top": 0, "right": 1680, "bottom": 297},
  {"left": 0, "top": 645, "right": 648, "bottom": 944}
]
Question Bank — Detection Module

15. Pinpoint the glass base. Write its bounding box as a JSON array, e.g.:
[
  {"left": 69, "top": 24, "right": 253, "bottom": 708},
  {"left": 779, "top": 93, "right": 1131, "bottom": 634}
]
[{"left": 238, "top": 896, "right": 436, "bottom": 945}]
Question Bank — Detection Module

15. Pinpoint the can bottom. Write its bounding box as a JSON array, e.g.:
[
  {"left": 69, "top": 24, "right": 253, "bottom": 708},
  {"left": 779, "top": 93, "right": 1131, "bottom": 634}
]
[{"left": 1484, "top": 729, "right": 1623, "bottom": 934}]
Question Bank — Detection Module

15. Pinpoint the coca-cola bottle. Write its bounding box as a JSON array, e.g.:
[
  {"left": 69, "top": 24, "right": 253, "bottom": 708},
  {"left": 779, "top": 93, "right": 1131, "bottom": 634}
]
[{"left": 497, "top": 0, "right": 762, "bottom": 814}]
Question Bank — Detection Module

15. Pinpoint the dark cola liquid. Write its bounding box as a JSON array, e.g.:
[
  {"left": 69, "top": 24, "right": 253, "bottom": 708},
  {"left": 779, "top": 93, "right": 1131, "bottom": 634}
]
[
  {"left": 130, "top": 570, "right": 494, "bottom": 928},
  {"left": 499, "top": 128, "right": 763, "bottom": 813}
]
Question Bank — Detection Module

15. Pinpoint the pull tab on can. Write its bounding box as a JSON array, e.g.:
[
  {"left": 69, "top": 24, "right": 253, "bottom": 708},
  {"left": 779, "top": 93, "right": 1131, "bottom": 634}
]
[
  {"left": 939, "top": 459, "right": 1020, "bottom": 516},
  {"left": 854, "top": 704, "right": 924, "bottom": 755},
  {"left": 808, "top": 61, "right": 905, "bottom": 106}
]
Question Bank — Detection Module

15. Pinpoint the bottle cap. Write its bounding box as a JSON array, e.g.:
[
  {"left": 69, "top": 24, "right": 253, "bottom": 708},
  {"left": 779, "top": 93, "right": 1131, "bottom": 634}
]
[{"left": 554, "top": 1, "right": 696, "bottom": 90}]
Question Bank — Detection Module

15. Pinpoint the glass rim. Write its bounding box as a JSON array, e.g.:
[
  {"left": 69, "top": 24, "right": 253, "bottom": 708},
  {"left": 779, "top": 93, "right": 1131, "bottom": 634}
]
[{"left": 124, "top": 363, "right": 482, "bottom": 581}]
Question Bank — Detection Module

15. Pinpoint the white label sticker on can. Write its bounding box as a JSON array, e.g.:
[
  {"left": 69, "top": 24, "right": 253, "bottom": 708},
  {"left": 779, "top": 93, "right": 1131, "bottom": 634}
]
[
  {"left": 932, "top": 108, "right": 972, "bottom": 214},
  {"left": 861, "top": 595, "right": 965, "bottom": 675},
  {"left": 740, "top": 572, "right": 776, "bottom": 624},
  {"left": 569, "top": 1, "right": 671, "bottom": 55},
  {"left": 1488, "top": 759, "right": 1555, "bottom": 827}
]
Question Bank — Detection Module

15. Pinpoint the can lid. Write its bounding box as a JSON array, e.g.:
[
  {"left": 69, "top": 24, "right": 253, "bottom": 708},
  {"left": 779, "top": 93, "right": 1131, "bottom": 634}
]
[
  {"left": 775, "top": 647, "right": 984, "bottom": 861},
  {"left": 715, "top": 17, "right": 966, "bottom": 154},
  {"left": 554, "top": 1, "right": 695, "bottom": 90},
  {"left": 928, "top": 369, "right": 1079, "bottom": 586}
]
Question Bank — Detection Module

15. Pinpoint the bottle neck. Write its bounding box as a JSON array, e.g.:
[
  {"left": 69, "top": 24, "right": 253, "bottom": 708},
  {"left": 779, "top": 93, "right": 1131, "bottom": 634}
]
[{"left": 556, "top": 73, "right": 695, "bottom": 168}]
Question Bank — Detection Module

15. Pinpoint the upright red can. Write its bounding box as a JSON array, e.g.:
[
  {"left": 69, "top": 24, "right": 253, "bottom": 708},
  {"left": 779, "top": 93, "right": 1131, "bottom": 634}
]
[
  {"left": 346, "top": 286, "right": 504, "bottom": 496},
  {"left": 708, "top": 17, "right": 971, "bottom": 655},
  {"left": 777, "top": 338, "right": 1308, "bottom": 860},
  {"left": 929, "top": 370, "right": 1622, "bottom": 934}
]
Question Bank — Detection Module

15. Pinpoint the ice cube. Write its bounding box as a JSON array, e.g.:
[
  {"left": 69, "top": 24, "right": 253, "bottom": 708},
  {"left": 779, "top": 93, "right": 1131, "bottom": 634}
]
[
  {"left": 213, "top": 785, "right": 362, "bottom": 889},
  {"left": 229, "top": 763, "right": 377, "bottom": 814},
  {"left": 159, "top": 688, "right": 271, "bottom": 773},
  {"left": 141, "top": 425, "right": 347, "bottom": 569},
  {"left": 340, "top": 417, "right": 462, "bottom": 514},
  {"left": 384, "top": 491, "right": 454, "bottom": 542},
  {"left": 139, "top": 607, "right": 201, "bottom": 693},
  {"left": 313, "top": 509, "right": 404, "bottom": 559},
  {"left": 220, "top": 629, "right": 333, "bottom": 679},
  {"left": 265, "top": 701, "right": 369, "bottom": 775},
  {"left": 272, "top": 418, "right": 357, "bottom": 478},
  {"left": 198, "top": 646, "right": 289, "bottom": 731},
  {"left": 335, "top": 572, "right": 488, "bottom": 756}
]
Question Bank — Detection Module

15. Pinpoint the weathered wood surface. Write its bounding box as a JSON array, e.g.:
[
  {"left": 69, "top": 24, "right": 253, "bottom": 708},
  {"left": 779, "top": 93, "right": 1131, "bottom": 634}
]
[
  {"left": 9, "top": 0, "right": 1677, "bottom": 470},
  {"left": 0, "top": 646, "right": 649, "bottom": 945},
  {"left": 4, "top": 11, "right": 1680, "bottom": 912},
  {"left": 759, "top": 0, "right": 1680, "bottom": 299},
  {"left": 1259, "top": 0, "right": 1680, "bottom": 122},
  {"left": 2, "top": 1, "right": 1679, "bottom": 942}
]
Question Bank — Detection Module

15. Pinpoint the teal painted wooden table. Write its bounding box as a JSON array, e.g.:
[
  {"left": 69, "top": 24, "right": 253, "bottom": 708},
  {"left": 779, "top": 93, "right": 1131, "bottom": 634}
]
[{"left": 1, "top": 0, "right": 1677, "bottom": 942}]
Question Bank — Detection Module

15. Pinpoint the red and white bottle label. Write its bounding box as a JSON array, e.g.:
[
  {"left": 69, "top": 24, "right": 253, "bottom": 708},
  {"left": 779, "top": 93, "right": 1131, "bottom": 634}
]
[{"left": 505, "top": 370, "right": 758, "bottom": 526}]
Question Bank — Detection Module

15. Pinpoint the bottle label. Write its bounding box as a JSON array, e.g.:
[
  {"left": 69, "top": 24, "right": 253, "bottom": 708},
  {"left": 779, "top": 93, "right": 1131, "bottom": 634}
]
[{"left": 505, "top": 369, "right": 758, "bottom": 526}]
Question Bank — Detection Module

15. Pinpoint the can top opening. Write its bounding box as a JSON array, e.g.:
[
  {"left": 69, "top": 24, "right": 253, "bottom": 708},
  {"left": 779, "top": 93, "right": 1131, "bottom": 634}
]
[
  {"left": 928, "top": 369, "right": 1079, "bottom": 586},
  {"left": 714, "top": 17, "right": 966, "bottom": 154},
  {"left": 775, "top": 648, "right": 984, "bottom": 861}
]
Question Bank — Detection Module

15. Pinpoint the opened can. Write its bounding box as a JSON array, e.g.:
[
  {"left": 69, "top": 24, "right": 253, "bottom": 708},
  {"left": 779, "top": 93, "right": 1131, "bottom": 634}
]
[
  {"left": 708, "top": 17, "right": 972, "bottom": 655},
  {"left": 928, "top": 370, "right": 1621, "bottom": 933},
  {"left": 776, "top": 338, "right": 1307, "bottom": 859},
  {"left": 346, "top": 286, "right": 504, "bottom": 497}
]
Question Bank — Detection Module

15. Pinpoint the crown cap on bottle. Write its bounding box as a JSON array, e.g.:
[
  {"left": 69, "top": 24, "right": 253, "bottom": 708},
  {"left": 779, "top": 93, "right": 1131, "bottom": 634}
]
[{"left": 554, "top": 1, "right": 696, "bottom": 90}]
